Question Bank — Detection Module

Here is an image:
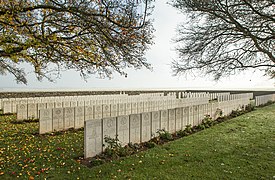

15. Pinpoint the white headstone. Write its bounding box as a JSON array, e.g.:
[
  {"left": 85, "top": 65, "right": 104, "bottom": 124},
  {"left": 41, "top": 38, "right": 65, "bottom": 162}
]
[
  {"left": 16, "top": 104, "right": 27, "bottom": 121},
  {"left": 102, "top": 104, "right": 111, "bottom": 118},
  {"left": 132, "top": 102, "right": 138, "bottom": 114},
  {"left": 102, "top": 117, "right": 117, "bottom": 149},
  {"left": 151, "top": 111, "right": 160, "bottom": 136},
  {"left": 52, "top": 108, "right": 64, "bottom": 131},
  {"left": 27, "top": 103, "right": 38, "bottom": 119},
  {"left": 175, "top": 108, "right": 183, "bottom": 131},
  {"left": 141, "top": 112, "right": 151, "bottom": 142},
  {"left": 75, "top": 106, "right": 85, "bottom": 129},
  {"left": 39, "top": 109, "right": 53, "bottom": 134},
  {"left": 117, "top": 116, "right": 130, "bottom": 146},
  {"left": 168, "top": 109, "right": 176, "bottom": 133},
  {"left": 118, "top": 103, "right": 126, "bottom": 116},
  {"left": 188, "top": 106, "right": 194, "bottom": 126},
  {"left": 110, "top": 104, "right": 118, "bottom": 117},
  {"left": 55, "top": 102, "right": 62, "bottom": 108},
  {"left": 182, "top": 106, "right": 190, "bottom": 130},
  {"left": 84, "top": 119, "right": 102, "bottom": 158},
  {"left": 63, "top": 101, "right": 71, "bottom": 107},
  {"left": 85, "top": 106, "right": 94, "bottom": 121},
  {"left": 94, "top": 105, "right": 103, "bottom": 119},
  {"left": 129, "top": 114, "right": 141, "bottom": 143},
  {"left": 3, "top": 101, "right": 12, "bottom": 114},
  {"left": 63, "top": 107, "right": 74, "bottom": 130},
  {"left": 125, "top": 103, "right": 132, "bottom": 115},
  {"left": 71, "top": 101, "right": 77, "bottom": 107},
  {"left": 137, "top": 102, "right": 144, "bottom": 113},
  {"left": 160, "top": 110, "right": 168, "bottom": 131},
  {"left": 47, "top": 102, "right": 55, "bottom": 109},
  {"left": 78, "top": 101, "right": 85, "bottom": 107}
]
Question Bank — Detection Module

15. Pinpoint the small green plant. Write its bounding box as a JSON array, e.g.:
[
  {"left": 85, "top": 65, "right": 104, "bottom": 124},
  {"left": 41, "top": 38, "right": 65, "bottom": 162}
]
[
  {"left": 245, "top": 103, "right": 255, "bottom": 112},
  {"left": 184, "top": 124, "right": 193, "bottom": 134},
  {"left": 144, "top": 141, "right": 157, "bottom": 148},
  {"left": 156, "top": 129, "right": 173, "bottom": 141},
  {"left": 103, "top": 135, "right": 127, "bottom": 158},
  {"left": 176, "top": 129, "right": 189, "bottom": 137}
]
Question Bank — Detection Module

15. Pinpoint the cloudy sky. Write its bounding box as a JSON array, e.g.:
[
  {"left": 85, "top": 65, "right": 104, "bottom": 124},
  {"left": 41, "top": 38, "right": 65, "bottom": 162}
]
[{"left": 0, "top": 1, "right": 274, "bottom": 90}]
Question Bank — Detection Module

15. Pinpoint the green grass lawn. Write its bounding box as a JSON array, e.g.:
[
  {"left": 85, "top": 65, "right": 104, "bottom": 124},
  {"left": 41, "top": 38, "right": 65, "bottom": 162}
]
[{"left": 0, "top": 104, "right": 274, "bottom": 179}]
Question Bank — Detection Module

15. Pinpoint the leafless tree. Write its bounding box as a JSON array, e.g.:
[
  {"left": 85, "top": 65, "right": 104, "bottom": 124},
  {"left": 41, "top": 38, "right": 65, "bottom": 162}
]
[{"left": 171, "top": 0, "right": 275, "bottom": 80}]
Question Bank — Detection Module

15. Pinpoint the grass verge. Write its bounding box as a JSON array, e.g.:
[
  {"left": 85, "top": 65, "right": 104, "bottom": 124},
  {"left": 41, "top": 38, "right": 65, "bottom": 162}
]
[{"left": 0, "top": 104, "right": 274, "bottom": 179}]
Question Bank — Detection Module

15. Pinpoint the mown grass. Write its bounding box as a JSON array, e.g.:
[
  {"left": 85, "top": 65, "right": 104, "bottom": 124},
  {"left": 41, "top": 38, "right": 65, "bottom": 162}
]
[{"left": 0, "top": 104, "right": 274, "bottom": 179}]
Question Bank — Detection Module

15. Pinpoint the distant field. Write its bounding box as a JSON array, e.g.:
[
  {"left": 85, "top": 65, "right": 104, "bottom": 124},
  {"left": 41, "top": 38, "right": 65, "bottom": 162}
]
[{"left": 0, "top": 103, "right": 274, "bottom": 179}]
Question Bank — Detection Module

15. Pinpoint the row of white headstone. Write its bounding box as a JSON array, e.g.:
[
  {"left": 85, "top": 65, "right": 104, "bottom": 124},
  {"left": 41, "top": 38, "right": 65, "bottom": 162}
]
[
  {"left": 16, "top": 96, "right": 209, "bottom": 121},
  {"left": 0, "top": 91, "right": 232, "bottom": 114},
  {"left": 1, "top": 93, "right": 172, "bottom": 114},
  {"left": 84, "top": 95, "right": 251, "bottom": 158},
  {"left": 255, "top": 94, "right": 275, "bottom": 106},
  {"left": 38, "top": 97, "right": 211, "bottom": 134}
]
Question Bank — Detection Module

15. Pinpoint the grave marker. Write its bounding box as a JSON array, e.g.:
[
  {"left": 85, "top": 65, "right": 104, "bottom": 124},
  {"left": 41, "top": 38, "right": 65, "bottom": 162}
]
[
  {"left": 85, "top": 106, "right": 94, "bottom": 120},
  {"left": 27, "top": 103, "right": 38, "bottom": 119},
  {"left": 141, "top": 112, "right": 151, "bottom": 142},
  {"left": 84, "top": 119, "right": 102, "bottom": 158},
  {"left": 175, "top": 108, "right": 182, "bottom": 131},
  {"left": 151, "top": 111, "right": 160, "bottom": 136},
  {"left": 39, "top": 109, "right": 53, "bottom": 134},
  {"left": 75, "top": 106, "right": 85, "bottom": 129},
  {"left": 129, "top": 114, "right": 141, "bottom": 143},
  {"left": 160, "top": 110, "right": 168, "bottom": 131},
  {"left": 168, "top": 109, "right": 176, "bottom": 133},
  {"left": 64, "top": 107, "right": 75, "bottom": 130},
  {"left": 117, "top": 116, "right": 130, "bottom": 145},
  {"left": 102, "top": 117, "right": 117, "bottom": 149},
  {"left": 17, "top": 104, "right": 27, "bottom": 121},
  {"left": 52, "top": 108, "right": 64, "bottom": 131}
]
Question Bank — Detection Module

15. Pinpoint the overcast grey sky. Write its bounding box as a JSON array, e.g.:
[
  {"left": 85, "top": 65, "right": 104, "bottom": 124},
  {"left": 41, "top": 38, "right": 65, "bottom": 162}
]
[{"left": 0, "top": 1, "right": 274, "bottom": 90}]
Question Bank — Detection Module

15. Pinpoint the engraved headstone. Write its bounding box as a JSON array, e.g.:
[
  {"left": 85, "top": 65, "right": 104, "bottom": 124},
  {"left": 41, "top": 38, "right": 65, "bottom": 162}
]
[
  {"left": 16, "top": 104, "right": 27, "bottom": 121},
  {"left": 102, "top": 104, "right": 111, "bottom": 118},
  {"left": 84, "top": 100, "right": 91, "bottom": 107},
  {"left": 175, "top": 108, "right": 183, "bottom": 131},
  {"left": 182, "top": 106, "right": 190, "bottom": 130},
  {"left": 125, "top": 103, "right": 132, "bottom": 115},
  {"left": 151, "top": 111, "right": 160, "bottom": 135},
  {"left": 52, "top": 108, "right": 64, "bottom": 131},
  {"left": 27, "top": 103, "right": 38, "bottom": 119},
  {"left": 110, "top": 104, "right": 118, "bottom": 117},
  {"left": 118, "top": 103, "right": 126, "bottom": 116},
  {"left": 55, "top": 102, "right": 62, "bottom": 108},
  {"left": 117, "top": 116, "right": 130, "bottom": 145},
  {"left": 94, "top": 105, "right": 103, "bottom": 119},
  {"left": 75, "top": 106, "right": 85, "bottom": 129},
  {"left": 84, "top": 119, "right": 102, "bottom": 158},
  {"left": 39, "top": 109, "right": 53, "bottom": 134},
  {"left": 102, "top": 117, "right": 117, "bottom": 149},
  {"left": 137, "top": 101, "right": 144, "bottom": 113},
  {"left": 85, "top": 106, "right": 94, "bottom": 121},
  {"left": 160, "top": 110, "right": 168, "bottom": 131},
  {"left": 129, "top": 114, "right": 141, "bottom": 143},
  {"left": 141, "top": 112, "right": 151, "bottom": 142},
  {"left": 189, "top": 106, "right": 194, "bottom": 126},
  {"left": 63, "top": 101, "right": 71, "bottom": 107},
  {"left": 168, "top": 109, "right": 176, "bottom": 133},
  {"left": 3, "top": 101, "right": 12, "bottom": 114},
  {"left": 71, "top": 101, "right": 77, "bottom": 107},
  {"left": 132, "top": 102, "right": 138, "bottom": 114},
  {"left": 47, "top": 102, "right": 55, "bottom": 109},
  {"left": 64, "top": 107, "right": 75, "bottom": 130}
]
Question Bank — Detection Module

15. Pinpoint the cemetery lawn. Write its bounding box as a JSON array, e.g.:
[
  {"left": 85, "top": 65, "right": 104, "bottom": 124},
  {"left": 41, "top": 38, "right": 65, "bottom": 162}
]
[{"left": 0, "top": 105, "right": 274, "bottom": 180}]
